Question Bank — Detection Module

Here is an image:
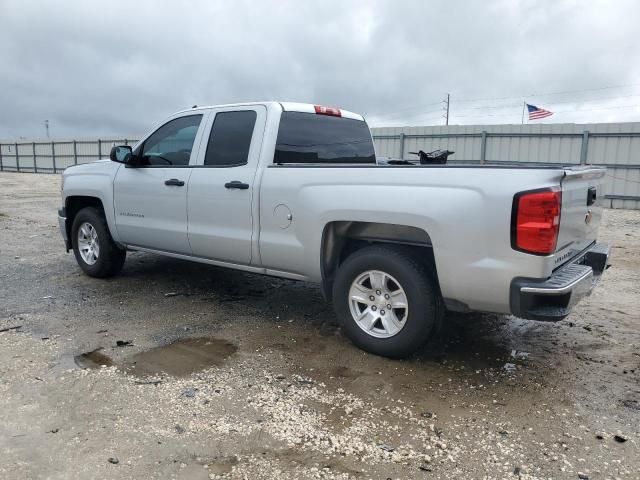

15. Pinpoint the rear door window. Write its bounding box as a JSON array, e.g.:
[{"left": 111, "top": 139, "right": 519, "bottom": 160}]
[
  {"left": 274, "top": 112, "right": 376, "bottom": 164},
  {"left": 204, "top": 111, "right": 257, "bottom": 167}
]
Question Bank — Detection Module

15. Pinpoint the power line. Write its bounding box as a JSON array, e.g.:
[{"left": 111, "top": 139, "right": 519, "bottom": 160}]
[
  {"left": 365, "top": 100, "right": 445, "bottom": 118},
  {"left": 369, "top": 90, "right": 640, "bottom": 121},
  {"left": 451, "top": 103, "right": 640, "bottom": 119},
  {"left": 370, "top": 108, "right": 445, "bottom": 122},
  {"left": 460, "top": 93, "right": 640, "bottom": 111},
  {"left": 548, "top": 104, "right": 640, "bottom": 114},
  {"left": 367, "top": 82, "right": 640, "bottom": 124},
  {"left": 454, "top": 82, "right": 640, "bottom": 103},
  {"left": 368, "top": 115, "right": 444, "bottom": 127},
  {"left": 372, "top": 101, "right": 640, "bottom": 124}
]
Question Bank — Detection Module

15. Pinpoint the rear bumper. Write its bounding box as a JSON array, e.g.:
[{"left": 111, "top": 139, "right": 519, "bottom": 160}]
[
  {"left": 510, "top": 242, "right": 610, "bottom": 321},
  {"left": 58, "top": 207, "right": 71, "bottom": 251}
]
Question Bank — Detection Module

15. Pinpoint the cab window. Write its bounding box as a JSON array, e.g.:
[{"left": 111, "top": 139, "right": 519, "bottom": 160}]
[
  {"left": 204, "top": 111, "right": 257, "bottom": 167},
  {"left": 140, "top": 115, "right": 202, "bottom": 166},
  {"left": 274, "top": 112, "right": 376, "bottom": 164}
]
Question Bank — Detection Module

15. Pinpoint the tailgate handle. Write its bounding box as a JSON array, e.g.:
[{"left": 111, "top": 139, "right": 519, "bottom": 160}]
[{"left": 587, "top": 187, "right": 597, "bottom": 206}]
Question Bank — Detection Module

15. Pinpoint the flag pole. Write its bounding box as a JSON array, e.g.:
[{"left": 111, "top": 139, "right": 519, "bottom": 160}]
[{"left": 521, "top": 101, "right": 526, "bottom": 125}]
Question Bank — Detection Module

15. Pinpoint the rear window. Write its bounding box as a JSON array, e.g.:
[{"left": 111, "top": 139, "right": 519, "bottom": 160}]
[{"left": 274, "top": 112, "right": 376, "bottom": 164}]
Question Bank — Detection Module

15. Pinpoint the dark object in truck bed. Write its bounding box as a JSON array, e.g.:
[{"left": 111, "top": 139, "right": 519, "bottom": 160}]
[
  {"left": 409, "top": 149, "right": 455, "bottom": 165},
  {"left": 379, "top": 149, "right": 455, "bottom": 166}
]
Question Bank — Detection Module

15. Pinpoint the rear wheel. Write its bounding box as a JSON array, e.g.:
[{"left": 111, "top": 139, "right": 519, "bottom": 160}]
[
  {"left": 71, "top": 207, "right": 126, "bottom": 277},
  {"left": 332, "top": 245, "right": 442, "bottom": 358}
]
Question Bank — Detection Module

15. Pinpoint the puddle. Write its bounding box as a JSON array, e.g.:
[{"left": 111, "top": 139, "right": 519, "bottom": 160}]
[
  {"left": 74, "top": 348, "right": 113, "bottom": 369},
  {"left": 123, "top": 337, "right": 237, "bottom": 377},
  {"left": 72, "top": 337, "right": 237, "bottom": 376}
]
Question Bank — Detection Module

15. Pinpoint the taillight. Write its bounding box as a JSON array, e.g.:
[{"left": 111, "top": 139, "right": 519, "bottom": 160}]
[
  {"left": 511, "top": 188, "right": 562, "bottom": 255},
  {"left": 314, "top": 105, "right": 341, "bottom": 117}
]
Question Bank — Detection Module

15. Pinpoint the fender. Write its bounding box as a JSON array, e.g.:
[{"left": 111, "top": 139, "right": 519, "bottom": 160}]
[{"left": 61, "top": 161, "right": 122, "bottom": 242}]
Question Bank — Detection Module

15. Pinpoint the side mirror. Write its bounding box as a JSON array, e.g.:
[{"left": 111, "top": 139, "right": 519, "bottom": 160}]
[{"left": 110, "top": 145, "right": 133, "bottom": 164}]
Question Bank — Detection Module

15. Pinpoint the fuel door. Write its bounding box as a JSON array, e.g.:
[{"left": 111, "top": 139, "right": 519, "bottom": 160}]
[{"left": 273, "top": 204, "right": 292, "bottom": 229}]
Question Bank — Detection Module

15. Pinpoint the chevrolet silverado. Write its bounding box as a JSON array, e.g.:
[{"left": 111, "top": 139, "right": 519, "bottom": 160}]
[{"left": 58, "top": 102, "right": 610, "bottom": 357}]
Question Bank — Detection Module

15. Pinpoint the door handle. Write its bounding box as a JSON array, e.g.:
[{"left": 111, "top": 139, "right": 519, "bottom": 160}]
[
  {"left": 164, "top": 178, "right": 185, "bottom": 187},
  {"left": 224, "top": 181, "right": 249, "bottom": 190}
]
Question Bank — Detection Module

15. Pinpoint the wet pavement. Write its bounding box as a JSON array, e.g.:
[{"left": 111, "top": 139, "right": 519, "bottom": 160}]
[{"left": 0, "top": 172, "right": 639, "bottom": 479}]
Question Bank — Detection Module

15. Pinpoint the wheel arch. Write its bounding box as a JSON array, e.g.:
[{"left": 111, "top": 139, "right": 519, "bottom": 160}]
[
  {"left": 320, "top": 221, "right": 440, "bottom": 301},
  {"left": 64, "top": 196, "right": 107, "bottom": 247}
]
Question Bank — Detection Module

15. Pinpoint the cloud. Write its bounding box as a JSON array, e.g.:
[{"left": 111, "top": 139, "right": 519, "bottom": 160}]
[{"left": 1, "top": 0, "right": 639, "bottom": 138}]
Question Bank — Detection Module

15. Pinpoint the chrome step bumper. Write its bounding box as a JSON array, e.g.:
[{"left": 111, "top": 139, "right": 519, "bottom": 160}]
[{"left": 510, "top": 242, "right": 610, "bottom": 321}]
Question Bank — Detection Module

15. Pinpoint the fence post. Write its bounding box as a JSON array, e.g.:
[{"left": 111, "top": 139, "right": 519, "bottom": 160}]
[
  {"left": 398, "top": 132, "right": 405, "bottom": 159},
  {"left": 98, "top": 139, "right": 102, "bottom": 159},
  {"left": 0, "top": 143, "right": 3, "bottom": 171},
  {"left": 580, "top": 130, "right": 589, "bottom": 165},
  {"left": 52, "top": 141, "right": 57, "bottom": 173},
  {"left": 33, "top": 142, "right": 38, "bottom": 173},
  {"left": 480, "top": 130, "right": 487, "bottom": 165},
  {"left": 15, "top": 142, "right": 20, "bottom": 172},
  {"left": 73, "top": 140, "right": 78, "bottom": 165}
]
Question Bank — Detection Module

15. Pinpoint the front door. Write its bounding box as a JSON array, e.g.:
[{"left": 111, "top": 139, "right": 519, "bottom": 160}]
[
  {"left": 114, "top": 113, "right": 206, "bottom": 253},
  {"left": 187, "top": 106, "right": 266, "bottom": 265}
]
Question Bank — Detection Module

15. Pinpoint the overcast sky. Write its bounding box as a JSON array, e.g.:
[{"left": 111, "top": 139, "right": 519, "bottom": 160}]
[{"left": 1, "top": 0, "right": 639, "bottom": 138}]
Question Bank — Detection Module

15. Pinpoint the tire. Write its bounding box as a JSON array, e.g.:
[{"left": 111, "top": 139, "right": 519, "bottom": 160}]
[
  {"left": 332, "top": 245, "right": 442, "bottom": 358},
  {"left": 71, "top": 207, "right": 126, "bottom": 278}
]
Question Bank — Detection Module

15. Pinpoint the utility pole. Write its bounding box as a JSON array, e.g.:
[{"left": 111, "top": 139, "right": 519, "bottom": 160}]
[
  {"left": 443, "top": 93, "right": 450, "bottom": 125},
  {"left": 44, "top": 120, "right": 50, "bottom": 138}
]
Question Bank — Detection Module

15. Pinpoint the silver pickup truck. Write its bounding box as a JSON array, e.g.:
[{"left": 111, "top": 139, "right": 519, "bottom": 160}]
[{"left": 58, "top": 102, "right": 610, "bottom": 357}]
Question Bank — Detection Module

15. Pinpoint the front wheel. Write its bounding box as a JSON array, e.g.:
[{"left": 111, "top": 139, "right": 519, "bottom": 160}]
[
  {"left": 71, "top": 207, "right": 126, "bottom": 278},
  {"left": 332, "top": 245, "right": 442, "bottom": 358}
]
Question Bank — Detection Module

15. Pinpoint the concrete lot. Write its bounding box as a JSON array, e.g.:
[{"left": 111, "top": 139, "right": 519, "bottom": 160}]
[{"left": 0, "top": 172, "right": 638, "bottom": 479}]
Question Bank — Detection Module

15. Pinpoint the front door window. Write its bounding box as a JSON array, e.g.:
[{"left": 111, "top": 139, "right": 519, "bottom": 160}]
[{"left": 139, "top": 115, "right": 203, "bottom": 166}]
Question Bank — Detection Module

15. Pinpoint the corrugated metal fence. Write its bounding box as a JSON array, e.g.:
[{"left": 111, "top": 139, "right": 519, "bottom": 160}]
[
  {"left": 371, "top": 122, "right": 640, "bottom": 209},
  {"left": 0, "top": 137, "right": 140, "bottom": 174},
  {"left": 1, "top": 122, "right": 639, "bottom": 209}
]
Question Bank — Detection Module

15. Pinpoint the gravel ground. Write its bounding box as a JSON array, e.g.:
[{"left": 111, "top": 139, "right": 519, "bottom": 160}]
[{"left": 0, "top": 172, "right": 638, "bottom": 480}]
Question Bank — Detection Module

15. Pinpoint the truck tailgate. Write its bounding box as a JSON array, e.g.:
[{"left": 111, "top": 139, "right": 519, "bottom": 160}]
[{"left": 554, "top": 167, "right": 607, "bottom": 268}]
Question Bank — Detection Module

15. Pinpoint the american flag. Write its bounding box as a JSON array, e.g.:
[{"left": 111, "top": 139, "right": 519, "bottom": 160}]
[{"left": 527, "top": 103, "right": 553, "bottom": 120}]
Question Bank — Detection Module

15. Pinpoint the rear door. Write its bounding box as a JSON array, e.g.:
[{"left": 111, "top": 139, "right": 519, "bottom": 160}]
[
  {"left": 555, "top": 167, "right": 607, "bottom": 266},
  {"left": 187, "top": 105, "right": 266, "bottom": 265},
  {"left": 113, "top": 113, "right": 207, "bottom": 253}
]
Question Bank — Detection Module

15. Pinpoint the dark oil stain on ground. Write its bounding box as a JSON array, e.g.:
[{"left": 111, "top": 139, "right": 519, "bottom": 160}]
[
  {"left": 123, "top": 337, "right": 238, "bottom": 377},
  {"left": 74, "top": 348, "right": 114, "bottom": 369}
]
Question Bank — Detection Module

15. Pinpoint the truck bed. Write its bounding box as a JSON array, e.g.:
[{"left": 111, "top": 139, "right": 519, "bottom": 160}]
[{"left": 260, "top": 163, "right": 606, "bottom": 313}]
